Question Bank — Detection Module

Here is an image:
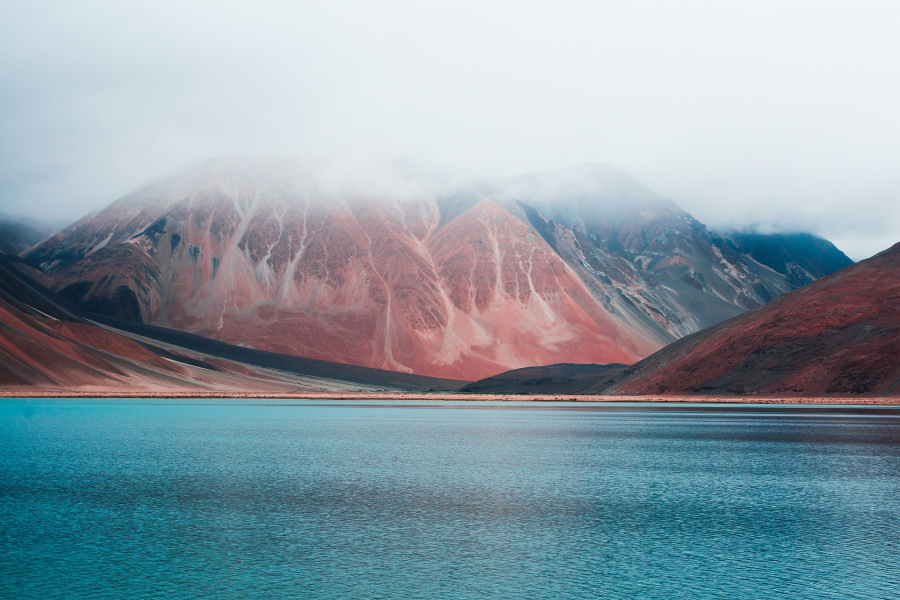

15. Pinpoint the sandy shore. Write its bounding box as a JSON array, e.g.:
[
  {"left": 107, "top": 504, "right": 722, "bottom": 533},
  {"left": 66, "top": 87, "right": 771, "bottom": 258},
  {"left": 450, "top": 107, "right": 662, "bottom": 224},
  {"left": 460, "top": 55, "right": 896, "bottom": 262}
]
[{"left": 2, "top": 390, "right": 899, "bottom": 404}]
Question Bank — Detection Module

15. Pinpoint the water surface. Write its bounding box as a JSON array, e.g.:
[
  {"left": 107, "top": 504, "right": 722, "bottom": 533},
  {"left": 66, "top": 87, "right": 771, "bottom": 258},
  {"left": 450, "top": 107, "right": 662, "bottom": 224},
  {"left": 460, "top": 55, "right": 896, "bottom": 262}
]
[{"left": 1, "top": 400, "right": 899, "bottom": 599}]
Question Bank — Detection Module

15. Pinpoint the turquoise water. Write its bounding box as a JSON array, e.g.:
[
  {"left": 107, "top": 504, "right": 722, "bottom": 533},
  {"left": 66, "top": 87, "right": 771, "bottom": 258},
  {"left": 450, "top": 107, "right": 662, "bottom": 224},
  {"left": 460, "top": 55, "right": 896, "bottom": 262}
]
[{"left": 1, "top": 400, "right": 899, "bottom": 599}]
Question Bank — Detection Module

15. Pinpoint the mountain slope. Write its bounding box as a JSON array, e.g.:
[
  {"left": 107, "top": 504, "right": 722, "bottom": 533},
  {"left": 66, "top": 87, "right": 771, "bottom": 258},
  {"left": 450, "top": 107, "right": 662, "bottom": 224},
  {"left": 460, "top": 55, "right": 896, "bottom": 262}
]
[
  {"left": 596, "top": 242, "right": 900, "bottom": 396},
  {"left": 0, "top": 255, "right": 293, "bottom": 392},
  {"left": 503, "top": 164, "right": 820, "bottom": 339},
  {"left": 0, "top": 254, "right": 466, "bottom": 393},
  {"left": 427, "top": 199, "right": 658, "bottom": 375}
]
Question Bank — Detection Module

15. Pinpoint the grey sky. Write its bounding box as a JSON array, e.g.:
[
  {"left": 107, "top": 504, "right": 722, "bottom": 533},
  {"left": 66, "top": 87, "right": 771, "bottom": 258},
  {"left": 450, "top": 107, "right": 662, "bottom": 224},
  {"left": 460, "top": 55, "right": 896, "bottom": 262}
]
[{"left": 1, "top": 1, "right": 898, "bottom": 259}]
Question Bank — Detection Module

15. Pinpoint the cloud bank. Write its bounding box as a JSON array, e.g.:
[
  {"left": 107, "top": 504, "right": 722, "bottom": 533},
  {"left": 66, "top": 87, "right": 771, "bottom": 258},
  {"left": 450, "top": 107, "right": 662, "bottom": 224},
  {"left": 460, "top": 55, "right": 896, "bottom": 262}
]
[{"left": 1, "top": 0, "right": 898, "bottom": 259}]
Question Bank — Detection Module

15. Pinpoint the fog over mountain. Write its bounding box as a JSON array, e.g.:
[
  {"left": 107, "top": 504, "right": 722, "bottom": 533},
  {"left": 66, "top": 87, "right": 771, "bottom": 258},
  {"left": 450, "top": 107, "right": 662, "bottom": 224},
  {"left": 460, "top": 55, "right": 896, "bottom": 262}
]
[
  {"left": 19, "top": 156, "right": 851, "bottom": 380},
  {"left": 2, "top": 1, "right": 899, "bottom": 259}
]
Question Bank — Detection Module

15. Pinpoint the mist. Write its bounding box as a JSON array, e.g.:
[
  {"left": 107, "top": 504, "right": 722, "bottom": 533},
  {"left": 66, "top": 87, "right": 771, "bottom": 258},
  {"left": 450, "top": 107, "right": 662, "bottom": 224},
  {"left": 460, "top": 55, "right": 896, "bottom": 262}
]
[{"left": 1, "top": 0, "right": 898, "bottom": 260}]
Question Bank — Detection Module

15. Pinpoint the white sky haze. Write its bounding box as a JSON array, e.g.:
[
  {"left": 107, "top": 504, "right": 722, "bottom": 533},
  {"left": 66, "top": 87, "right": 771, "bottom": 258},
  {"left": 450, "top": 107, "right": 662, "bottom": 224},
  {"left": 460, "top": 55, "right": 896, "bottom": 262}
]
[{"left": 1, "top": 0, "right": 899, "bottom": 259}]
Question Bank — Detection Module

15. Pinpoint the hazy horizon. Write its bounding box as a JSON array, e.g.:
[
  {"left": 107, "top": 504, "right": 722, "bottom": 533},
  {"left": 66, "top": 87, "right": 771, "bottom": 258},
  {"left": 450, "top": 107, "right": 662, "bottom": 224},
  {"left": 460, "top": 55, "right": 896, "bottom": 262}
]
[{"left": 2, "top": 1, "right": 899, "bottom": 260}]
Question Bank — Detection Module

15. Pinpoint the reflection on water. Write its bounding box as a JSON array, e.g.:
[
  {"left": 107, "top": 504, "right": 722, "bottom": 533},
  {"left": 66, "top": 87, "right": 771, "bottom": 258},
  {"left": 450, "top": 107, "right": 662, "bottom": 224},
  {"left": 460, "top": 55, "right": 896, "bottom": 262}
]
[{"left": 1, "top": 400, "right": 898, "bottom": 599}]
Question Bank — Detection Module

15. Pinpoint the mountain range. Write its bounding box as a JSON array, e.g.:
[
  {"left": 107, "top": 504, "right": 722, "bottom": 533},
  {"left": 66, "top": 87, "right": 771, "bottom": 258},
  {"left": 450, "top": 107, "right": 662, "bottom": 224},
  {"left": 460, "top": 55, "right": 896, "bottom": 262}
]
[{"left": 18, "top": 156, "right": 852, "bottom": 381}]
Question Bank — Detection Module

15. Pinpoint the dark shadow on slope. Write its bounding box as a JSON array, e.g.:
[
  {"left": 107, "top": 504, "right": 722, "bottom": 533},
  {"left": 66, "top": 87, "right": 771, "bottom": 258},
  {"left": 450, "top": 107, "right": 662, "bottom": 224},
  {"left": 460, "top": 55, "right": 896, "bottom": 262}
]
[{"left": 461, "top": 363, "right": 627, "bottom": 395}]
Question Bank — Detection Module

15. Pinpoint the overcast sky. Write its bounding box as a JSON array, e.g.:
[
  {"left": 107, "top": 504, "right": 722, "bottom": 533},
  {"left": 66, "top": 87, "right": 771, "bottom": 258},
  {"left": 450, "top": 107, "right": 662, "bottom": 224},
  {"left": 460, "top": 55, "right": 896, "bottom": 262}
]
[{"left": 1, "top": 1, "right": 899, "bottom": 259}]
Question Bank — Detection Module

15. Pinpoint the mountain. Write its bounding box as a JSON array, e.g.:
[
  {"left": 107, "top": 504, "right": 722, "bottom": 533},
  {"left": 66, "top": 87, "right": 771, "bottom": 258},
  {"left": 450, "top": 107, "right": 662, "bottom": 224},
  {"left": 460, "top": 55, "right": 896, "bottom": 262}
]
[
  {"left": 595, "top": 242, "right": 900, "bottom": 396},
  {"left": 23, "top": 157, "right": 852, "bottom": 379},
  {"left": 0, "top": 254, "right": 465, "bottom": 393}
]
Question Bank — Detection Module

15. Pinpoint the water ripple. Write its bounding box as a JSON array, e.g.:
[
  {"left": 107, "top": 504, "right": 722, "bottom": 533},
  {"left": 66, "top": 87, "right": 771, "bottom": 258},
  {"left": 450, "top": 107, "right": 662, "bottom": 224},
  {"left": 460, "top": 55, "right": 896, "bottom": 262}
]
[{"left": 1, "top": 401, "right": 898, "bottom": 599}]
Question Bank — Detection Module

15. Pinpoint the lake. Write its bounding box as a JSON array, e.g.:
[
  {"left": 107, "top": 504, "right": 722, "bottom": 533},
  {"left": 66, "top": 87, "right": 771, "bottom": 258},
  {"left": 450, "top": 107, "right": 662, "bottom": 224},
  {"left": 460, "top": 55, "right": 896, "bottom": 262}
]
[{"left": 1, "top": 400, "right": 898, "bottom": 599}]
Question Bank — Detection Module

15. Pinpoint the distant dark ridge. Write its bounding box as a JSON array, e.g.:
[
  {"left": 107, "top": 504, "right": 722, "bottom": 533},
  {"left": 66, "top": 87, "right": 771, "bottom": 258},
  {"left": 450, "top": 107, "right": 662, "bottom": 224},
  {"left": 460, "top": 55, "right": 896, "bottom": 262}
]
[
  {"left": 0, "top": 213, "right": 58, "bottom": 256},
  {"left": 0, "top": 254, "right": 467, "bottom": 392},
  {"left": 461, "top": 363, "right": 627, "bottom": 395},
  {"left": 723, "top": 232, "right": 853, "bottom": 283}
]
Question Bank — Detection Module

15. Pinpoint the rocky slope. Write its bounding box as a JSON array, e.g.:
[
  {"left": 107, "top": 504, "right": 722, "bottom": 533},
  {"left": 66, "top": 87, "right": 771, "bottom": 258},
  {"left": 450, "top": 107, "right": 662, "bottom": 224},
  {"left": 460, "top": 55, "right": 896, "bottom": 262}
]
[
  {"left": 596, "top": 242, "right": 900, "bottom": 396},
  {"left": 24, "top": 157, "right": 852, "bottom": 379},
  {"left": 0, "top": 255, "right": 464, "bottom": 393},
  {"left": 0, "top": 256, "right": 294, "bottom": 392},
  {"left": 501, "top": 165, "right": 850, "bottom": 337}
]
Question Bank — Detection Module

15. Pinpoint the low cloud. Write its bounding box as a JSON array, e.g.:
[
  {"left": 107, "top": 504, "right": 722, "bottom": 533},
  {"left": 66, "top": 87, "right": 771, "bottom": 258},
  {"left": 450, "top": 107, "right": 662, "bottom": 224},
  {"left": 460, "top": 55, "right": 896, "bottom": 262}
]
[{"left": 1, "top": 1, "right": 898, "bottom": 260}]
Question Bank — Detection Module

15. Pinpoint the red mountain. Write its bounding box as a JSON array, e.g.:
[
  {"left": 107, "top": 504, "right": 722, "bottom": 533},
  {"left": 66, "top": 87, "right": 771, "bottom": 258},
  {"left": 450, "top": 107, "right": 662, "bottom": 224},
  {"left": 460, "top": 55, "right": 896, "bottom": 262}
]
[
  {"left": 23, "top": 157, "right": 852, "bottom": 380},
  {"left": 600, "top": 242, "right": 900, "bottom": 396}
]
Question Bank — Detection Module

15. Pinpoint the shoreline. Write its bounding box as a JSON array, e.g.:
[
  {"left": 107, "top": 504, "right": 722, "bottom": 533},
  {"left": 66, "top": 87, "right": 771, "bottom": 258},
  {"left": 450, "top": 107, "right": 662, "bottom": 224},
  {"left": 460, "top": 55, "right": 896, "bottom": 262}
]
[{"left": 2, "top": 390, "right": 899, "bottom": 404}]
